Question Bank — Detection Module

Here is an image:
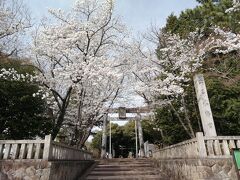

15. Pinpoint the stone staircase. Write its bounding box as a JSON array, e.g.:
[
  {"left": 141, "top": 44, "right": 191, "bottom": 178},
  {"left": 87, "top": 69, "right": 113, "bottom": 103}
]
[{"left": 83, "top": 158, "right": 167, "bottom": 180}]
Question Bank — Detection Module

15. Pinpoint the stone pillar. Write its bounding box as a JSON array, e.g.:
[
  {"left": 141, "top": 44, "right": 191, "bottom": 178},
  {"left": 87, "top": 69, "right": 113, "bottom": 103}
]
[
  {"left": 194, "top": 74, "right": 217, "bottom": 137},
  {"left": 43, "top": 134, "right": 52, "bottom": 160},
  {"left": 135, "top": 119, "right": 138, "bottom": 158},
  {"left": 196, "top": 132, "right": 207, "bottom": 157},
  {"left": 109, "top": 118, "right": 112, "bottom": 159},
  {"left": 144, "top": 141, "right": 149, "bottom": 157},
  {"left": 101, "top": 114, "right": 108, "bottom": 159},
  {"left": 137, "top": 114, "right": 145, "bottom": 157}
]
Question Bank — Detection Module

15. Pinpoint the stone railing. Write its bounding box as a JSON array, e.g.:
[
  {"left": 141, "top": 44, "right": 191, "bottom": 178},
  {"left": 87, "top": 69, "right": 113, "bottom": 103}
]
[
  {"left": 153, "top": 132, "right": 240, "bottom": 159},
  {"left": 0, "top": 135, "right": 92, "bottom": 161},
  {"left": 51, "top": 141, "right": 92, "bottom": 160},
  {"left": 0, "top": 139, "right": 45, "bottom": 160},
  {"left": 203, "top": 136, "right": 240, "bottom": 157},
  {"left": 152, "top": 137, "right": 198, "bottom": 159}
]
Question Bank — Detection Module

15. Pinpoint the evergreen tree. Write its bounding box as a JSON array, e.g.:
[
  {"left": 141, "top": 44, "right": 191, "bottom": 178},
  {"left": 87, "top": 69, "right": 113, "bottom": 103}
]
[
  {"left": 0, "top": 57, "right": 53, "bottom": 139},
  {"left": 165, "top": 0, "right": 240, "bottom": 38}
]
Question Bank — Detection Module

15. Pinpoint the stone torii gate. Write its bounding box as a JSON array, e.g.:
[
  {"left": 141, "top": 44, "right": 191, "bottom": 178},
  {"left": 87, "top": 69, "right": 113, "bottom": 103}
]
[{"left": 100, "top": 107, "right": 151, "bottom": 159}]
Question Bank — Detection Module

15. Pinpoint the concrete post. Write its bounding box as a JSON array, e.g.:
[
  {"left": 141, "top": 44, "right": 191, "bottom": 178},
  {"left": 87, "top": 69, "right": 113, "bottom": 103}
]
[
  {"left": 196, "top": 132, "right": 207, "bottom": 158},
  {"left": 101, "top": 114, "right": 108, "bottom": 159},
  {"left": 137, "top": 114, "right": 145, "bottom": 157},
  {"left": 194, "top": 74, "right": 217, "bottom": 137},
  {"left": 109, "top": 117, "right": 112, "bottom": 159},
  {"left": 144, "top": 141, "right": 149, "bottom": 157},
  {"left": 43, "top": 134, "right": 52, "bottom": 160},
  {"left": 135, "top": 119, "right": 138, "bottom": 158}
]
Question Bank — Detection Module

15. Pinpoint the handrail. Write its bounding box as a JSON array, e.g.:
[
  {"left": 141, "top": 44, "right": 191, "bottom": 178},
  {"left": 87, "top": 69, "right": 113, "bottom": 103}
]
[
  {"left": 154, "top": 138, "right": 197, "bottom": 152},
  {"left": 52, "top": 141, "right": 92, "bottom": 155},
  {"left": 0, "top": 135, "right": 92, "bottom": 161},
  {"left": 152, "top": 132, "right": 240, "bottom": 159},
  {"left": 51, "top": 141, "right": 92, "bottom": 160},
  {"left": 204, "top": 136, "right": 240, "bottom": 140},
  {"left": 0, "top": 140, "right": 45, "bottom": 144}
]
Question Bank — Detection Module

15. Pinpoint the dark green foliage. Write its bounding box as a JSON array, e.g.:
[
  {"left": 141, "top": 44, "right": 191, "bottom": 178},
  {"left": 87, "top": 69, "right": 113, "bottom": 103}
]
[
  {"left": 152, "top": 82, "right": 203, "bottom": 145},
  {"left": 141, "top": 120, "right": 164, "bottom": 145},
  {"left": 165, "top": 0, "right": 240, "bottom": 38},
  {"left": 110, "top": 123, "right": 135, "bottom": 158},
  {"left": 90, "top": 131, "right": 102, "bottom": 153},
  {"left": 91, "top": 123, "right": 136, "bottom": 158},
  {"left": 0, "top": 57, "right": 53, "bottom": 139},
  {"left": 202, "top": 53, "right": 240, "bottom": 136},
  {"left": 207, "top": 78, "right": 240, "bottom": 135},
  {"left": 151, "top": 107, "right": 190, "bottom": 146},
  {"left": 91, "top": 121, "right": 163, "bottom": 157}
]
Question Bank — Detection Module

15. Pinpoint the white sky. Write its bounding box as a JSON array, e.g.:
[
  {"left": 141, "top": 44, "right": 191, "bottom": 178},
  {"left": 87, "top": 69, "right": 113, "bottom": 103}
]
[{"left": 26, "top": 0, "right": 199, "bottom": 35}]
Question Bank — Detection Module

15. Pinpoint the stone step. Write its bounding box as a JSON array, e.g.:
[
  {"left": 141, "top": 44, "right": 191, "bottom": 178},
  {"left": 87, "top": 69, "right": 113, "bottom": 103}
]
[
  {"left": 98, "top": 159, "right": 151, "bottom": 163},
  {"left": 98, "top": 162, "right": 153, "bottom": 165},
  {"left": 96, "top": 161, "right": 153, "bottom": 165},
  {"left": 86, "top": 175, "right": 167, "bottom": 180},
  {"left": 96, "top": 164, "right": 152, "bottom": 167},
  {"left": 89, "top": 170, "right": 160, "bottom": 176},
  {"left": 98, "top": 160, "right": 152, "bottom": 163},
  {"left": 93, "top": 167, "right": 154, "bottom": 171},
  {"left": 84, "top": 159, "right": 166, "bottom": 180},
  {"left": 99, "top": 159, "right": 151, "bottom": 162}
]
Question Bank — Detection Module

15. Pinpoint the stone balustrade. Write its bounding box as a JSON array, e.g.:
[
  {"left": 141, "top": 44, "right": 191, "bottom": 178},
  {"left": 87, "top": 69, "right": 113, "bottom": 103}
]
[
  {"left": 152, "top": 137, "right": 198, "bottom": 159},
  {"left": 203, "top": 136, "right": 240, "bottom": 157},
  {"left": 153, "top": 132, "right": 240, "bottom": 159},
  {"left": 51, "top": 141, "right": 92, "bottom": 160},
  {"left": 0, "top": 139, "right": 45, "bottom": 160},
  {"left": 0, "top": 135, "right": 92, "bottom": 161}
]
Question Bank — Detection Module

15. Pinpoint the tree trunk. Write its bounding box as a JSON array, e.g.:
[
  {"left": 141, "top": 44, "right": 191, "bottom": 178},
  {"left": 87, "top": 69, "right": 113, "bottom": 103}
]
[
  {"left": 51, "top": 87, "right": 72, "bottom": 140},
  {"left": 181, "top": 95, "right": 195, "bottom": 138},
  {"left": 168, "top": 99, "right": 194, "bottom": 138}
]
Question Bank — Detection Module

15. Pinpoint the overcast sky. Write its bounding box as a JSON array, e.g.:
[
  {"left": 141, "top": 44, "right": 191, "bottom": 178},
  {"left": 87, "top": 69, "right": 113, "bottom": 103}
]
[{"left": 26, "top": 0, "right": 199, "bottom": 35}]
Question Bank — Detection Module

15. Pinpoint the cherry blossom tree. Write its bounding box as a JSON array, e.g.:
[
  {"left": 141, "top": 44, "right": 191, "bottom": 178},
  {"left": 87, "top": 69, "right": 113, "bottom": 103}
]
[
  {"left": 126, "top": 29, "right": 205, "bottom": 138},
  {"left": 0, "top": 0, "right": 31, "bottom": 57},
  {"left": 226, "top": 0, "right": 240, "bottom": 13},
  {"left": 199, "top": 0, "right": 240, "bottom": 80},
  {"left": 130, "top": 31, "right": 203, "bottom": 101},
  {"left": 202, "top": 28, "right": 240, "bottom": 54},
  {"left": 31, "top": 0, "right": 128, "bottom": 144}
]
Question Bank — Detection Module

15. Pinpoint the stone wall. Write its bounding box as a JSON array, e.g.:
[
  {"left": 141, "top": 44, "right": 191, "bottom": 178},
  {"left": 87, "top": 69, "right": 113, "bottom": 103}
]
[
  {"left": 0, "top": 160, "right": 94, "bottom": 180},
  {"left": 49, "top": 160, "right": 94, "bottom": 180},
  {"left": 153, "top": 158, "right": 239, "bottom": 180}
]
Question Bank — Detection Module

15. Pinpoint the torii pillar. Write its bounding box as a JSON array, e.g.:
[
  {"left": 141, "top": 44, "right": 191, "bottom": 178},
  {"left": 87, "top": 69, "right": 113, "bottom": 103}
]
[
  {"left": 101, "top": 114, "right": 108, "bottom": 158},
  {"left": 194, "top": 74, "right": 217, "bottom": 137},
  {"left": 137, "top": 114, "right": 145, "bottom": 157}
]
